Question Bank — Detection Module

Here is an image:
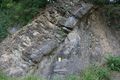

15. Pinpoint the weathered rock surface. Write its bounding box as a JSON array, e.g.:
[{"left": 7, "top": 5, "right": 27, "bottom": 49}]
[
  {"left": 0, "top": 0, "right": 120, "bottom": 80},
  {"left": 111, "top": 71, "right": 120, "bottom": 80}
]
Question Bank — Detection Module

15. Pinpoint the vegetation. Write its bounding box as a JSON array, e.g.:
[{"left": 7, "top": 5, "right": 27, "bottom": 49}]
[
  {"left": 66, "top": 55, "right": 120, "bottom": 80},
  {"left": 87, "top": 0, "right": 120, "bottom": 5},
  {"left": 0, "top": 55, "right": 119, "bottom": 80},
  {"left": 0, "top": 72, "right": 10, "bottom": 80},
  {"left": 0, "top": 66, "right": 110, "bottom": 80},
  {"left": 0, "top": 73, "right": 44, "bottom": 80},
  {"left": 65, "top": 66, "right": 110, "bottom": 80},
  {"left": 0, "top": 0, "right": 119, "bottom": 41},
  {"left": 106, "top": 55, "right": 120, "bottom": 72},
  {"left": 65, "top": 75, "right": 80, "bottom": 80},
  {"left": 0, "top": 0, "right": 49, "bottom": 41},
  {"left": 105, "top": 4, "right": 120, "bottom": 29},
  {"left": 20, "top": 76, "right": 44, "bottom": 80},
  {"left": 87, "top": 0, "right": 120, "bottom": 29},
  {"left": 80, "top": 66, "right": 110, "bottom": 80}
]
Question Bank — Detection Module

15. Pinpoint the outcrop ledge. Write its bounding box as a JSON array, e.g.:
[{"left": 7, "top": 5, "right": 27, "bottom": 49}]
[{"left": 0, "top": 0, "right": 120, "bottom": 79}]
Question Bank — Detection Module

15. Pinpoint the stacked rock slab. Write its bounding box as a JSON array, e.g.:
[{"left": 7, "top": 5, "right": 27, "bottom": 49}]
[
  {"left": 0, "top": 0, "right": 120, "bottom": 80},
  {"left": 59, "top": 2, "right": 93, "bottom": 30},
  {"left": 0, "top": 0, "right": 94, "bottom": 78}
]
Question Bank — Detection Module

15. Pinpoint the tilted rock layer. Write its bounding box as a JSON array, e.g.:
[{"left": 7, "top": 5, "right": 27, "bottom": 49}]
[{"left": 0, "top": 0, "right": 120, "bottom": 79}]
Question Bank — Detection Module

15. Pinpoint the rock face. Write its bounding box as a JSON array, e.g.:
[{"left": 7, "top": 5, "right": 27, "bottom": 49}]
[
  {"left": 0, "top": 0, "right": 120, "bottom": 79},
  {"left": 111, "top": 71, "right": 120, "bottom": 80}
]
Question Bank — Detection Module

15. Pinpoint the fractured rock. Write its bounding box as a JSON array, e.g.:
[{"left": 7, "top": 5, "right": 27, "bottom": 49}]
[{"left": 59, "top": 2, "right": 93, "bottom": 29}]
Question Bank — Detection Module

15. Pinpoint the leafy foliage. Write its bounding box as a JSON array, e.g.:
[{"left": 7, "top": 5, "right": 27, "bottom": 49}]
[
  {"left": 106, "top": 55, "right": 120, "bottom": 71},
  {"left": 87, "top": 0, "right": 120, "bottom": 5},
  {"left": 81, "top": 66, "right": 110, "bottom": 80},
  {"left": 105, "top": 4, "right": 120, "bottom": 29},
  {"left": 0, "top": 0, "right": 49, "bottom": 41},
  {"left": 87, "top": 0, "right": 109, "bottom": 5}
]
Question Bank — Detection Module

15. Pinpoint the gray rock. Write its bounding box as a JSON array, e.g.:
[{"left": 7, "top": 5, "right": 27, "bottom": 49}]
[
  {"left": 6, "top": 67, "right": 26, "bottom": 77},
  {"left": 0, "top": 0, "right": 120, "bottom": 79},
  {"left": 72, "top": 3, "right": 93, "bottom": 19},
  {"left": 59, "top": 3, "right": 93, "bottom": 29},
  {"left": 111, "top": 72, "right": 120, "bottom": 80},
  {"left": 31, "top": 40, "right": 58, "bottom": 62},
  {"left": 64, "top": 17, "right": 78, "bottom": 29}
]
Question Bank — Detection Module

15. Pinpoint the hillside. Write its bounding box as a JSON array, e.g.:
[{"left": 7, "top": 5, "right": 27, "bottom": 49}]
[{"left": 0, "top": 0, "right": 120, "bottom": 80}]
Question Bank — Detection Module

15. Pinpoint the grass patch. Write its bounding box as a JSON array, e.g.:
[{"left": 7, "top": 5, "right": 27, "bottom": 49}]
[
  {"left": 0, "top": 72, "right": 13, "bottom": 80},
  {"left": 20, "top": 76, "right": 44, "bottom": 80},
  {"left": 80, "top": 65, "right": 110, "bottom": 80},
  {"left": 64, "top": 65, "right": 110, "bottom": 80},
  {"left": 0, "top": 73, "right": 44, "bottom": 80},
  {"left": 0, "top": 56, "right": 120, "bottom": 80},
  {"left": 106, "top": 55, "right": 120, "bottom": 72},
  {"left": 65, "top": 75, "right": 80, "bottom": 80},
  {"left": 0, "top": 66, "right": 111, "bottom": 80}
]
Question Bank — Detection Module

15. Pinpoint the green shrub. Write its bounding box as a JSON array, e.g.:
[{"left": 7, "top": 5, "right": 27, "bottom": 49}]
[
  {"left": 106, "top": 55, "right": 120, "bottom": 72},
  {"left": 87, "top": 0, "right": 120, "bottom": 5},
  {"left": 105, "top": 4, "right": 120, "bottom": 29},
  {"left": 0, "top": 66, "right": 111, "bottom": 80},
  {"left": 0, "top": 0, "right": 49, "bottom": 42},
  {"left": 87, "top": 0, "right": 109, "bottom": 5},
  {"left": 81, "top": 66, "right": 110, "bottom": 80}
]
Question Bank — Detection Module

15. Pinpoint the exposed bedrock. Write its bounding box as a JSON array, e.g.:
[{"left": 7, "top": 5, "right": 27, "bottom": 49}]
[{"left": 0, "top": 0, "right": 120, "bottom": 79}]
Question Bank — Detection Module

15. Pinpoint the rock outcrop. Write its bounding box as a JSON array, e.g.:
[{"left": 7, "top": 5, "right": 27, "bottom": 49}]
[{"left": 0, "top": 0, "right": 120, "bottom": 80}]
